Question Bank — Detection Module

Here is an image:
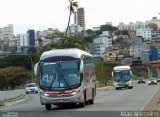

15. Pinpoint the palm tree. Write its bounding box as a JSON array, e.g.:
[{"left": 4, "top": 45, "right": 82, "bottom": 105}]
[{"left": 65, "top": 0, "right": 78, "bottom": 37}]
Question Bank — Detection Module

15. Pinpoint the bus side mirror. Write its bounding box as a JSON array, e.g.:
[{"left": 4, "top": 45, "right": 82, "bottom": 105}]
[
  {"left": 111, "top": 72, "right": 113, "bottom": 77},
  {"left": 80, "top": 61, "right": 84, "bottom": 73},
  {"left": 34, "top": 62, "right": 39, "bottom": 76}
]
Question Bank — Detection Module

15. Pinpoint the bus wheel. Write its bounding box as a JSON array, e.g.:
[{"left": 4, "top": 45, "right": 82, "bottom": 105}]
[
  {"left": 129, "top": 86, "right": 133, "bottom": 89},
  {"left": 89, "top": 99, "right": 94, "bottom": 105},
  {"left": 89, "top": 89, "right": 94, "bottom": 104},
  {"left": 115, "top": 87, "right": 119, "bottom": 90},
  {"left": 79, "top": 91, "right": 86, "bottom": 107},
  {"left": 45, "top": 104, "right": 51, "bottom": 110},
  {"left": 79, "top": 101, "right": 85, "bottom": 107}
]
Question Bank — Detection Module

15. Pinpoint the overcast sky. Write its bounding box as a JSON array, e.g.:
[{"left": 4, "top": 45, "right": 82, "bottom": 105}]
[{"left": 0, "top": 0, "right": 160, "bottom": 35}]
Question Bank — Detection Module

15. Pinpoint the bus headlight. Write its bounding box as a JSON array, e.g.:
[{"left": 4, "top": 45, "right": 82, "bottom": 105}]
[
  {"left": 44, "top": 93, "right": 49, "bottom": 96},
  {"left": 113, "top": 82, "right": 118, "bottom": 86},
  {"left": 70, "top": 90, "right": 80, "bottom": 96},
  {"left": 39, "top": 88, "right": 50, "bottom": 97},
  {"left": 127, "top": 81, "right": 132, "bottom": 84}
]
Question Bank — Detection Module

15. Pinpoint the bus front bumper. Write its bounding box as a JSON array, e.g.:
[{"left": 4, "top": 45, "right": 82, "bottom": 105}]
[
  {"left": 40, "top": 93, "right": 84, "bottom": 105},
  {"left": 113, "top": 81, "right": 132, "bottom": 88}
]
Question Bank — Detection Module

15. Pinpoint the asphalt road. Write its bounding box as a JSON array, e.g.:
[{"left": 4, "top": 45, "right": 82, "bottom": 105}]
[{"left": 0, "top": 81, "right": 160, "bottom": 117}]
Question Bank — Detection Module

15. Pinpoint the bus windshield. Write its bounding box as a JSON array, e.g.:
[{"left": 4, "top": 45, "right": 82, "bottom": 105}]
[
  {"left": 40, "top": 60, "right": 80, "bottom": 89},
  {"left": 113, "top": 70, "right": 131, "bottom": 82}
]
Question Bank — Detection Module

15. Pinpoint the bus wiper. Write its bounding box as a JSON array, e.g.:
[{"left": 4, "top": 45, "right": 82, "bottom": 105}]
[
  {"left": 58, "top": 61, "right": 70, "bottom": 89},
  {"left": 49, "top": 78, "right": 55, "bottom": 90},
  {"left": 61, "top": 74, "right": 70, "bottom": 89}
]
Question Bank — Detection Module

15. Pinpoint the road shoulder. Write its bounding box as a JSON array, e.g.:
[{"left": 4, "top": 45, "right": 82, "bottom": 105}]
[{"left": 143, "top": 87, "right": 160, "bottom": 111}]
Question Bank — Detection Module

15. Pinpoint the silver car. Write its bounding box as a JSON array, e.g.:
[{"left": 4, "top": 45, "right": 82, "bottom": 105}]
[
  {"left": 25, "top": 83, "right": 38, "bottom": 94},
  {"left": 148, "top": 78, "right": 157, "bottom": 85}
]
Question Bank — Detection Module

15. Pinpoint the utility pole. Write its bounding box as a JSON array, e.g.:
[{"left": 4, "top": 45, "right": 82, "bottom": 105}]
[{"left": 25, "top": 54, "right": 34, "bottom": 82}]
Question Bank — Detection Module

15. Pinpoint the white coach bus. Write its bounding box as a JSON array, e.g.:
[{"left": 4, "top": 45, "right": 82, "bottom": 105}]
[
  {"left": 112, "top": 65, "right": 133, "bottom": 90},
  {"left": 34, "top": 48, "right": 96, "bottom": 110}
]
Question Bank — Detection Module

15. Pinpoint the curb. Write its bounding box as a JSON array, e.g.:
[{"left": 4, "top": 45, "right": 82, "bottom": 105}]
[{"left": 0, "top": 94, "right": 26, "bottom": 107}]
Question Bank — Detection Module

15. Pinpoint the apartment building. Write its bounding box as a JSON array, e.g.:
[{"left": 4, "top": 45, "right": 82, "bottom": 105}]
[
  {"left": 136, "top": 27, "right": 152, "bottom": 41},
  {"left": 67, "top": 24, "right": 83, "bottom": 34},
  {"left": 35, "top": 28, "right": 61, "bottom": 47},
  {"left": 16, "top": 34, "right": 28, "bottom": 53},
  {"left": 91, "top": 31, "right": 112, "bottom": 57},
  {"left": 27, "top": 30, "right": 35, "bottom": 46},
  {"left": 129, "top": 37, "right": 150, "bottom": 61},
  {"left": 0, "top": 24, "right": 14, "bottom": 41},
  {"left": 77, "top": 7, "right": 85, "bottom": 30},
  {"left": 117, "top": 21, "right": 147, "bottom": 31},
  {"left": 93, "top": 27, "right": 100, "bottom": 31}
]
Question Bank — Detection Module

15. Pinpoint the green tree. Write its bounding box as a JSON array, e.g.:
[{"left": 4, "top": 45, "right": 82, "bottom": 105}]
[
  {"left": 0, "top": 66, "right": 30, "bottom": 89},
  {"left": 84, "top": 35, "right": 95, "bottom": 43},
  {"left": 63, "top": 34, "right": 88, "bottom": 49},
  {"left": 39, "top": 31, "right": 88, "bottom": 51},
  {"left": 100, "top": 25, "right": 118, "bottom": 32},
  {"left": 86, "top": 29, "right": 94, "bottom": 35},
  {"left": 65, "top": 0, "right": 78, "bottom": 36},
  {"left": 37, "top": 38, "right": 43, "bottom": 47},
  {"left": 121, "top": 30, "right": 129, "bottom": 36},
  {"left": 114, "top": 38, "right": 123, "bottom": 43},
  {"left": 115, "top": 30, "right": 122, "bottom": 35}
]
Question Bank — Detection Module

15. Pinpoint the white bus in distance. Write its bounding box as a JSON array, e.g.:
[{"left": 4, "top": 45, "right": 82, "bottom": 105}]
[
  {"left": 112, "top": 65, "right": 133, "bottom": 90},
  {"left": 34, "top": 48, "right": 96, "bottom": 110}
]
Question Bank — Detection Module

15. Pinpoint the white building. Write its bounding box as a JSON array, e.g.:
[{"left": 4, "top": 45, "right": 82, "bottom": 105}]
[
  {"left": 67, "top": 24, "right": 83, "bottom": 34},
  {"left": 93, "top": 27, "right": 100, "bottom": 31},
  {"left": 35, "top": 28, "right": 61, "bottom": 46},
  {"left": 118, "top": 21, "right": 147, "bottom": 31},
  {"left": 68, "top": 24, "right": 83, "bottom": 34},
  {"left": 16, "top": 34, "right": 28, "bottom": 53},
  {"left": 0, "top": 24, "right": 14, "bottom": 41},
  {"left": 92, "top": 31, "right": 112, "bottom": 56},
  {"left": 136, "top": 27, "right": 152, "bottom": 41},
  {"left": 106, "top": 22, "right": 113, "bottom": 26}
]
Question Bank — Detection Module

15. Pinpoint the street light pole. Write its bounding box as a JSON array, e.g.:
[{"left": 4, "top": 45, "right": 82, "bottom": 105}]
[{"left": 25, "top": 54, "right": 34, "bottom": 82}]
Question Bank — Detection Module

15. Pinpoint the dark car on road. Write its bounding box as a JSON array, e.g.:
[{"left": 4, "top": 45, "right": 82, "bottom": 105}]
[
  {"left": 148, "top": 78, "right": 157, "bottom": 85},
  {"left": 138, "top": 77, "right": 145, "bottom": 84}
]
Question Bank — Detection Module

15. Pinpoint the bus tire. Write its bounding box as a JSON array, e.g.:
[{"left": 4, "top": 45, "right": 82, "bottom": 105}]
[
  {"left": 129, "top": 86, "right": 133, "bottom": 89},
  {"left": 79, "top": 101, "right": 85, "bottom": 107},
  {"left": 45, "top": 104, "right": 51, "bottom": 110},
  {"left": 115, "top": 87, "right": 120, "bottom": 90},
  {"left": 89, "top": 88, "right": 94, "bottom": 105}
]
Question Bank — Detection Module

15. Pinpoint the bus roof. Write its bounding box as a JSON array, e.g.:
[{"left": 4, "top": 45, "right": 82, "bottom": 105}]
[
  {"left": 40, "top": 48, "right": 93, "bottom": 60},
  {"left": 113, "top": 66, "right": 131, "bottom": 70}
]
